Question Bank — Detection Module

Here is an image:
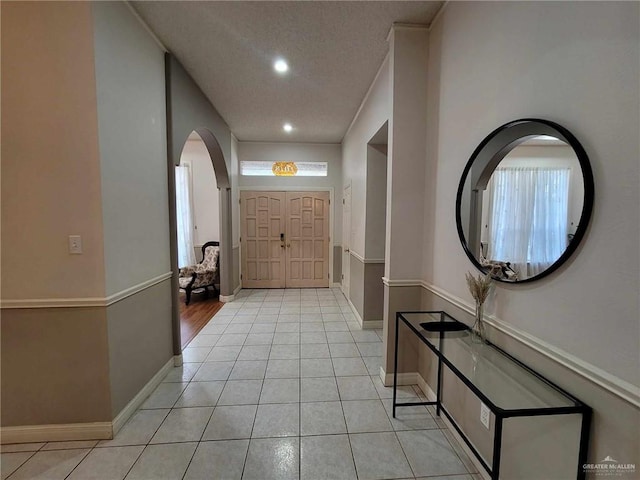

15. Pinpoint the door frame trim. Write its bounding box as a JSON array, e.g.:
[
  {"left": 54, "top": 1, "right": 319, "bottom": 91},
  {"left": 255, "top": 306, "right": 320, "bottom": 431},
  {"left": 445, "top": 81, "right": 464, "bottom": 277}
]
[
  {"left": 239, "top": 187, "right": 335, "bottom": 286},
  {"left": 341, "top": 181, "right": 352, "bottom": 298}
]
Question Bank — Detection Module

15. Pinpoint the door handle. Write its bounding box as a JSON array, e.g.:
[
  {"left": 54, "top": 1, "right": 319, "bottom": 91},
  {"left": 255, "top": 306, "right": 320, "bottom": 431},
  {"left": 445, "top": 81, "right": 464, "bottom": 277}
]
[
  {"left": 344, "top": 248, "right": 350, "bottom": 253},
  {"left": 287, "top": 243, "right": 291, "bottom": 248},
  {"left": 280, "top": 233, "right": 285, "bottom": 249}
]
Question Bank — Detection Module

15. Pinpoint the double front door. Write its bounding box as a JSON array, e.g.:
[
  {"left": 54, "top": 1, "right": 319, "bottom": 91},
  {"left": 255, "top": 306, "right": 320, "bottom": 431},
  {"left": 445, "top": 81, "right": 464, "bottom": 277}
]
[{"left": 240, "top": 191, "right": 330, "bottom": 288}]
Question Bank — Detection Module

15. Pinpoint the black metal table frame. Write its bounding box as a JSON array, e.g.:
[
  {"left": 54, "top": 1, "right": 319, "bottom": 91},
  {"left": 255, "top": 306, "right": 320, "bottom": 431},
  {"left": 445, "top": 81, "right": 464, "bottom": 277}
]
[{"left": 392, "top": 311, "right": 592, "bottom": 480}]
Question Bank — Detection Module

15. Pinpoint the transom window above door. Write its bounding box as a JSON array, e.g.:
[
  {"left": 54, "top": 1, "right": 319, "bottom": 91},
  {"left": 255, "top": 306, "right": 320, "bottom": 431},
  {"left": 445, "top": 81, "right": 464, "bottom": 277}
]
[{"left": 240, "top": 161, "right": 328, "bottom": 177}]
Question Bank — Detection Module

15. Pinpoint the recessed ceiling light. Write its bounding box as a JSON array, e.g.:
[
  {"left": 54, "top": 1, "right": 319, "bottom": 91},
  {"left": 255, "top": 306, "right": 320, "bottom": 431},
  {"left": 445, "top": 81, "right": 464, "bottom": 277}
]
[
  {"left": 283, "top": 123, "right": 293, "bottom": 133},
  {"left": 274, "top": 59, "right": 289, "bottom": 73}
]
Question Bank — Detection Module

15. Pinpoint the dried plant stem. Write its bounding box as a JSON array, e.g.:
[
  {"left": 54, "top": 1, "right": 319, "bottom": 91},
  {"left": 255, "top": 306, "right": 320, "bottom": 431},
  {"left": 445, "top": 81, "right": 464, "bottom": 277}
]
[{"left": 465, "top": 272, "right": 493, "bottom": 305}]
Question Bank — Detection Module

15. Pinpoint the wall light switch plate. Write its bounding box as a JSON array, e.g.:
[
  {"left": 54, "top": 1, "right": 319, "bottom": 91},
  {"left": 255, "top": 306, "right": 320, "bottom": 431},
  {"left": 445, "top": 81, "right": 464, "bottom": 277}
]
[
  {"left": 69, "top": 235, "right": 82, "bottom": 254},
  {"left": 480, "top": 402, "right": 490, "bottom": 429}
]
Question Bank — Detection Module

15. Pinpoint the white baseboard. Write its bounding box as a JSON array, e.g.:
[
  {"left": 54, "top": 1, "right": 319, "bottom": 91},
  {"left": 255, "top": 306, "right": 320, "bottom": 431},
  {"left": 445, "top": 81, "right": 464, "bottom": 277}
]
[
  {"left": 220, "top": 284, "right": 242, "bottom": 303},
  {"left": 332, "top": 283, "right": 342, "bottom": 288},
  {"left": 346, "top": 296, "right": 364, "bottom": 328},
  {"left": 2, "top": 356, "right": 177, "bottom": 444},
  {"left": 414, "top": 372, "right": 489, "bottom": 480},
  {"left": 363, "top": 320, "right": 383, "bottom": 329},
  {"left": 1, "top": 422, "right": 112, "bottom": 444},
  {"left": 344, "top": 292, "right": 381, "bottom": 330},
  {"left": 416, "top": 373, "right": 436, "bottom": 400},
  {"left": 111, "top": 357, "right": 174, "bottom": 436},
  {"left": 379, "top": 367, "right": 420, "bottom": 387}
]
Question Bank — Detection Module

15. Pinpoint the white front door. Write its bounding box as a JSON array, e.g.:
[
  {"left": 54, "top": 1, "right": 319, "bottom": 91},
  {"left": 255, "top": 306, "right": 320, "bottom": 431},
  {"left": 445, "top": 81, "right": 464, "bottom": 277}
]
[{"left": 342, "top": 184, "right": 351, "bottom": 297}]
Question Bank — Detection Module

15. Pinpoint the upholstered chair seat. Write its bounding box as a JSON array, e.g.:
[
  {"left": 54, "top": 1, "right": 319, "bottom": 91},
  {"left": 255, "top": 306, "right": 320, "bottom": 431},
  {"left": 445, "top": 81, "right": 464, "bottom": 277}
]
[{"left": 178, "top": 241, "right": 220, "bottom": 304}]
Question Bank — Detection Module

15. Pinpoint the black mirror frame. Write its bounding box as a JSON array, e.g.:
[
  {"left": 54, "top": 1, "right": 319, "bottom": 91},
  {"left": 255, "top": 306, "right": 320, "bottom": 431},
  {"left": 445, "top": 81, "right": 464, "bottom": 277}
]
[{"left": 455, "top": 118, "right": 595, "bottom": 283}]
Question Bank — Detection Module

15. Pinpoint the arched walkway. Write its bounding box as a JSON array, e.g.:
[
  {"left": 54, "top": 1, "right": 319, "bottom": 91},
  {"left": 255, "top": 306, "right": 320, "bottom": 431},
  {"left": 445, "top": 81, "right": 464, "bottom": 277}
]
[{"left": 169, "top": 128, "right": 233, "bottom": 356}]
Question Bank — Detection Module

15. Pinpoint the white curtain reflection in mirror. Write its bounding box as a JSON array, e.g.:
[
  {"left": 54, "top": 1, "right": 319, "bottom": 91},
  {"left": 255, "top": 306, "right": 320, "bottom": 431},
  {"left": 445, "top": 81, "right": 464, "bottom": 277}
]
[{"left": 487, "top": 167, "right": 570, "bottom": 277}]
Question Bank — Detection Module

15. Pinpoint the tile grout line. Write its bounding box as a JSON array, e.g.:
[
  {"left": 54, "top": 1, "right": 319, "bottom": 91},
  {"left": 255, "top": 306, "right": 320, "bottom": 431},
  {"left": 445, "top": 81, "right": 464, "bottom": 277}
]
[
  {"left": 4, "top": 449, "right": 39, "bottom": 480},
  {"left": 47, "top": 289, "right": 450, "bottom": 479},
  {"left": 60, "top": 448, "right": 94, "bottom": 480},
  {"left": 176, "top": 384, "right": 221, "bottom": 480}
]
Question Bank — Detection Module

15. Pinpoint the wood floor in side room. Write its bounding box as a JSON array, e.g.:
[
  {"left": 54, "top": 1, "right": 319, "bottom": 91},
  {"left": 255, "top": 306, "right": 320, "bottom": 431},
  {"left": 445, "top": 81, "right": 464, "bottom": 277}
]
[{"left": 179, "top": 291, "right": 222, "bottom": 349}]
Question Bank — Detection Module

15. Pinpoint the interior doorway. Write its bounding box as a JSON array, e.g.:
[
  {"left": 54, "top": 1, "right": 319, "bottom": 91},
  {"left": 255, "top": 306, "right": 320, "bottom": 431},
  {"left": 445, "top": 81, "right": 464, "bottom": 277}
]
[
  {"left": 240, "top": 190, "right": 330, "bottom": 288},
  {"left": 171, "top": 129, "right": 228, "bottom": 349}
]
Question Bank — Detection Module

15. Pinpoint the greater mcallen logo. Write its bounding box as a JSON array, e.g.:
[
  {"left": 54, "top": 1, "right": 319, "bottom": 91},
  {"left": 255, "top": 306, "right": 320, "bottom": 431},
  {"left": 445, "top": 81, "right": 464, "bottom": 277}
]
[{"left": 583, "top": 456, "right": 636, "bottom": 476}]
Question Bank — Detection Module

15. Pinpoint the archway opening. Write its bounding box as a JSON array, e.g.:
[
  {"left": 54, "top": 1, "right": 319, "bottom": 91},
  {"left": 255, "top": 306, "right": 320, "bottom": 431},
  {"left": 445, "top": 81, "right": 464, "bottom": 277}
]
[
  {"left": 169, "top": 128, "right": 232, "bottom": 352},
  {"left": 175, "top": 131, "right": 222, "bottom": 347}
]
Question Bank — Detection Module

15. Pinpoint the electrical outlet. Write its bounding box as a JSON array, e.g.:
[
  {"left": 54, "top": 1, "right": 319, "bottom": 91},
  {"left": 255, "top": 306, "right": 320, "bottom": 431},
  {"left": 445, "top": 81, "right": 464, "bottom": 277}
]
[
  {"left": 69, "top": 235, "right": 82, "bottom": 254},
  {"left": 480, "top": 402, "right": 490, "bottom": 429}
]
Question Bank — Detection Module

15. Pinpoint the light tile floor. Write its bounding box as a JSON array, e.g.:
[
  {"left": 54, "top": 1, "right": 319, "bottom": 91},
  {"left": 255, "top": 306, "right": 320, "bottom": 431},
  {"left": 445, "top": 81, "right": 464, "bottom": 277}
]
[{"left": 1, "top": 288, "right": 481, "bottom": 480}]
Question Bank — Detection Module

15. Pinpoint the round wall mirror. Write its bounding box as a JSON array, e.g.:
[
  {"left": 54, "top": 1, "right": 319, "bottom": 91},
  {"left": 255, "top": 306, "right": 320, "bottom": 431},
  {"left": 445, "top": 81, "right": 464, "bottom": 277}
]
[{"left": 456, "top": 119, "right": 594, "bottom": 283}]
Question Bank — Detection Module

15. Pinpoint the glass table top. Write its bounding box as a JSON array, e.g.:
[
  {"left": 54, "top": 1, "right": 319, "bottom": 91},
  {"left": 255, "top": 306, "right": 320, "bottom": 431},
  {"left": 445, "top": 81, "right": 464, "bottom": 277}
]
[{"left": 398, "top": 311, "right": 578, "bottom": 411}]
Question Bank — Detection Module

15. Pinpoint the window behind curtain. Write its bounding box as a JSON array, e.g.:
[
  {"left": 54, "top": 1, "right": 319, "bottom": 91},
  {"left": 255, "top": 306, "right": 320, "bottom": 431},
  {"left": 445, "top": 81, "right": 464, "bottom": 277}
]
[
  {"left": 175, "top": 164, "right": 196, "bottom": 268},
  {"left": 488, "top": 167, "right": 570, "bottom": 277}
]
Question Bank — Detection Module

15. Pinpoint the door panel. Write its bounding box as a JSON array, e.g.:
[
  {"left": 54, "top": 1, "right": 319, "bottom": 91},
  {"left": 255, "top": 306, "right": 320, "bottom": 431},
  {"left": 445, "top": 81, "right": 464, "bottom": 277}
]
[
  {"left": 285, "top": 191, "right": 329, "bottom": 288},
  {"left": 241, "top": 191, "right": 286, "bottom": 288}
]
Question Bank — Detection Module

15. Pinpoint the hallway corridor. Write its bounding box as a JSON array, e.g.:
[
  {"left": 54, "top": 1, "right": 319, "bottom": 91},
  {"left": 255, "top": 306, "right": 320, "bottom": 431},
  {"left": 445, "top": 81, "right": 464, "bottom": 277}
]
[{"left": 1, "top": 288, "right": 478, "bottom": 480}]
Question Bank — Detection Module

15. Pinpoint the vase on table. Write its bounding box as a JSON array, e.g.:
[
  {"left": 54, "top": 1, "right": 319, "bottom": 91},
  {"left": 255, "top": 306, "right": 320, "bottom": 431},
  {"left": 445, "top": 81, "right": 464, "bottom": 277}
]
[{"left": 471, "top": 300, "right": 486, "bottom": 344}]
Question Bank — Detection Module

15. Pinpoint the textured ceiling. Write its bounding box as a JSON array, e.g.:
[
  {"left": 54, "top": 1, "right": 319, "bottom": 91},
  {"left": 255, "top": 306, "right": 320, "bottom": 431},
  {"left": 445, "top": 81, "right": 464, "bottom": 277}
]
[{"left": 132, "top": 1, "right": 443, "bottom": 143}]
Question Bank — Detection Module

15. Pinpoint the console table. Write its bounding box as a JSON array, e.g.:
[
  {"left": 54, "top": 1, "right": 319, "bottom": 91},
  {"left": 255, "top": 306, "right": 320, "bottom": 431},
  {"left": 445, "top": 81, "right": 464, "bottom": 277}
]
[{"left": 393, "top": 311, "right": 591, "bottom": 480}]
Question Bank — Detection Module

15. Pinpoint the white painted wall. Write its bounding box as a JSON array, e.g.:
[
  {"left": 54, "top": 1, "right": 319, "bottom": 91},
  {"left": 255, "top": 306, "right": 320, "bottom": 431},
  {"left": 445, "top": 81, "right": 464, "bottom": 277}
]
[
  {"left": 424, "top": 0, "right": 639, "bottom": 390},
  {"left": 342, "top": 56, "right": 391, "bottom": 258},
  {"left": 386, "top": 27, "right": 429, "bottom": 279},
  {"left": 92, "top": 2, "right": 170, "bottom": 296},
  {"left": 237, "top": 142, "right": 343, "bottom": 242},
  {"left": 180, "top": 137, "right": 220, "bottom": 247}
]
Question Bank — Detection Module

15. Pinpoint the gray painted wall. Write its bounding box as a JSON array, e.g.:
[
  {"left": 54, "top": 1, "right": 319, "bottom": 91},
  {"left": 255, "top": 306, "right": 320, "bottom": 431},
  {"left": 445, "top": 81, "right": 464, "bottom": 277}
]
[
  {"left": 382, "top": 285, "right": 421, "bottom": 374},
  {"left": 348, "top": 258, "right": 384, "bottom": 323},
  {"left": 233, "top": 246, "right": 241, "bottom": 292},
  {"left": 349, "top": 255, "right": 365, "bottom": 319},
  {"left": 92, "top": 2, "right": 174, "bottom": 418},
  {"left": 363, "top": 263, "right": 385, "bottom": 321},
  {"left": 92, "top": 1, "right": 171, "bottom": 296},
  {"left": 166, "top": 55, "right": 235, "bottom": 300},
  {"left": 107, "top": 280, "right": 173, "bottom": 416},
  {"left": 167, "top": 60, "right": 231, "bottom": 175},
  {"left": 333, "top": 246, "right": 342, "bottom": 284},
  {"left": 418, "top": 288, "right": 638, "bottom": 477}
]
